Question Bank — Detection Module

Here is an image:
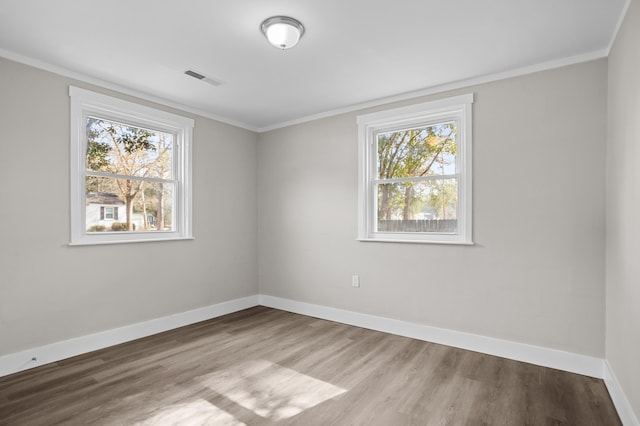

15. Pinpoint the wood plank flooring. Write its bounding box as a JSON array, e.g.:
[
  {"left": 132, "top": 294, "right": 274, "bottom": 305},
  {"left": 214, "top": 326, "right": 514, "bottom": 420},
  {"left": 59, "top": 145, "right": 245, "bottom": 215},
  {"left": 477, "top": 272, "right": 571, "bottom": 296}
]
[{"left": 0, "top": 307, "right": 621, "bottom": 425}]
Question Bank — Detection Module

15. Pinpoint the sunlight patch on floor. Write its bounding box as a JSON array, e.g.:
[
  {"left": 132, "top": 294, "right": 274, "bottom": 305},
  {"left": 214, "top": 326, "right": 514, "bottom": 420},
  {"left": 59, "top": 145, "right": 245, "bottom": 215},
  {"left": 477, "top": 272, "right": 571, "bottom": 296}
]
[
  {"left": 135, "top": 399, "right": 245, "bottom": 426},
  {"left": 199, "top": 359, "right": 346, "bottom": 421}
]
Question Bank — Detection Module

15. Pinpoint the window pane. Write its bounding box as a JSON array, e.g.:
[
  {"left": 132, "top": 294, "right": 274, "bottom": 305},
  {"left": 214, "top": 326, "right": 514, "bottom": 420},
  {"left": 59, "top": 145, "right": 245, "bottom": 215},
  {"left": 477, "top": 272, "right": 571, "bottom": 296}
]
[
  {"left": 86, "top": 177, "right": 174, "bottom": 233},
  {"left": 377, "top": 122, "right": 456, "bottom": 179},
  {"left": 86, "top": 117, "right": 174, "bottom": 180},
  {"left": 377, "top": 179, "right": 458, "bottom": 233}
]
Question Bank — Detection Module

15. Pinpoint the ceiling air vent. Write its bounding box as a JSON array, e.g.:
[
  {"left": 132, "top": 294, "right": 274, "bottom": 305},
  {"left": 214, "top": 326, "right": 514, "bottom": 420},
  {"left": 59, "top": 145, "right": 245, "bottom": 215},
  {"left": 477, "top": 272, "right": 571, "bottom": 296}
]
[
  {"left": 185, "top": 70, "right": 206, "bottom": 80},
  {"left": 184, "top": 69, "right": 222, "bottom": 87}
]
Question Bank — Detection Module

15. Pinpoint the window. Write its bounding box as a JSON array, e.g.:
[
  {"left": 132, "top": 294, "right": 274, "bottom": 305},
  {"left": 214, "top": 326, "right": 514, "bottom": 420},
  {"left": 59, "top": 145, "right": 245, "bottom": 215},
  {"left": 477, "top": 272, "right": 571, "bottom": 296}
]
[
  {"left": 357, "top": 94, "right": 473, "bottom": 244},
  {"left": 70, "top": 86, "right": 194, "bottom": 245},
  {"left": 103, "top": 207, "right": 116, "bottom": 220}
]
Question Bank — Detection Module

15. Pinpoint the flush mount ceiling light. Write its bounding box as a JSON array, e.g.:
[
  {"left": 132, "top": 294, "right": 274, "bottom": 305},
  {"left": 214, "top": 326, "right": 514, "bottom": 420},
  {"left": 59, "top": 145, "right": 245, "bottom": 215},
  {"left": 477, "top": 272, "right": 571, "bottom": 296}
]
[{"left": 260, "top": 16, "right": 305, "bottom": 50}]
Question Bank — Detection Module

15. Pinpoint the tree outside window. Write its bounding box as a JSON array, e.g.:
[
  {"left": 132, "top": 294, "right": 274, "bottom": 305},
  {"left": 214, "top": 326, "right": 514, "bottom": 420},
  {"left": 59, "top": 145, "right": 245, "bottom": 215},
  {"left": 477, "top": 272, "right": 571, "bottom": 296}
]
[
  {"left": 376, "top": 122, "right": 458, "bottom": 232},
  {"left": 85, "top": 117, "right": 175, "bottom": 233}
]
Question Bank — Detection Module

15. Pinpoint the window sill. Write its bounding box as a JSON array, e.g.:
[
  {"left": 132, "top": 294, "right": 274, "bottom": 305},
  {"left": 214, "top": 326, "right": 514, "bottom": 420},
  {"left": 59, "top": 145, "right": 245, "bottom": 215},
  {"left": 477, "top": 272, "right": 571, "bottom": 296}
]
[
  {"left": 357, "top": 238, "right": 475, "bottom": 246},
  {"left": 69, "top": 236, "right": 195, "bottom": 246}
]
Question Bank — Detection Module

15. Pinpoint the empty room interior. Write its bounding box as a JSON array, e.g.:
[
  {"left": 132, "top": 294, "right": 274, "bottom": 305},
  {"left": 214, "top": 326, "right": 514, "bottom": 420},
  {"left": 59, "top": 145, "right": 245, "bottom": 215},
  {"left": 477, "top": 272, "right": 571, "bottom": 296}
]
[{"left": 1, "top": 1, "right": 639, "bottom": 425}]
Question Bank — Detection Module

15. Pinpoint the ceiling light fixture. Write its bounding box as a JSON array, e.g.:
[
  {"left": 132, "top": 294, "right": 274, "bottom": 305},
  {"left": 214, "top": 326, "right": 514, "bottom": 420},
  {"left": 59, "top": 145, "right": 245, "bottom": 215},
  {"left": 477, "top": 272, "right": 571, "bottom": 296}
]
[{"left": 260, "top": 16, "right": 305, "bottom": 50}]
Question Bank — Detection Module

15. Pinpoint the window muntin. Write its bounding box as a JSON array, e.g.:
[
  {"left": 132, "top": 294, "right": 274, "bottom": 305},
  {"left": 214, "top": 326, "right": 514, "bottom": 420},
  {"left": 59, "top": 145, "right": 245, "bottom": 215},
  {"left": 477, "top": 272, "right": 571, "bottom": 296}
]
[
  {"left": 70, "top": 86, "right": 193, "bottom": 245},
  {"left": 358, "top": 94, "right": 473, "bottom": 244}
]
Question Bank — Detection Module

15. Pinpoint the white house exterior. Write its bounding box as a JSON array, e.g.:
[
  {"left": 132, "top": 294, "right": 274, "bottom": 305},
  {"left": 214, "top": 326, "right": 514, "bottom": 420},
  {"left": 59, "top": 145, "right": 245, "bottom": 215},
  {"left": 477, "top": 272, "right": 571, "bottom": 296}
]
[{"left": 86, "top": 193, "right": 148, "bottom": 231}]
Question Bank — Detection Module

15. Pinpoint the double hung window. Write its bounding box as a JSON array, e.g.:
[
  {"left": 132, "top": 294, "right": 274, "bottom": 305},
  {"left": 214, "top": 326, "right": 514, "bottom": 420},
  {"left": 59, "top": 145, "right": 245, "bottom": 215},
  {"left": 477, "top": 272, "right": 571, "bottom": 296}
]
[
  {"left": 357, "top": 94, "right": 473, "bottom": 244},
  {"left": 70, "top": 87, "right": 193, "bottom": 245}
]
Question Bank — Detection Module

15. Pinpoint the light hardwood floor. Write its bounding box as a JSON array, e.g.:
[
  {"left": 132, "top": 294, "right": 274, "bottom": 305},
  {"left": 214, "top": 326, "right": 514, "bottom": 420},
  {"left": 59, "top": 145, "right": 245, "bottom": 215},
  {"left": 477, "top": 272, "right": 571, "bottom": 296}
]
[{"left": 0, "top": 306, "right": 621, "bottom": 425}]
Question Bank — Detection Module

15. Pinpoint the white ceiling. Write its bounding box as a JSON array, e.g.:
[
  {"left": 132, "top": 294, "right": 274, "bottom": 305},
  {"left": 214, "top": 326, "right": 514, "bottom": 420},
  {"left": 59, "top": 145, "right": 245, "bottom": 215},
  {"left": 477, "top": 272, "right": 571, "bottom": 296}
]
[{"left": 0, "top": 0, "right": 628, "bottom": 131}]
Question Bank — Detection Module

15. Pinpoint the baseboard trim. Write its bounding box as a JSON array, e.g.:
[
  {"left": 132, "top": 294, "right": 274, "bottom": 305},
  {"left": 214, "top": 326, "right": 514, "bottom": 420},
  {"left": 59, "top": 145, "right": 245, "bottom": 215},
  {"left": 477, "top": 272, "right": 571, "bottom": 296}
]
[
  {"left": 0, "top": 295, "right": 259, "bottom": 378},
  {"left": 604, "top": 360, "right": 640, "bottom": 426},
  {"left": 259, "top": 294, "right": 604, "bottom": 379}
]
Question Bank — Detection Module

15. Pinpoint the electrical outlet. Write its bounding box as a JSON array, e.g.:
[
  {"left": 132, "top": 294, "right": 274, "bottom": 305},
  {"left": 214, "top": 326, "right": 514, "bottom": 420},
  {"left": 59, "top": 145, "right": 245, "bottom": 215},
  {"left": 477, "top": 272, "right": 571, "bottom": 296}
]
[{"left": 352, "top": 274, "right": 360, "bottom": 287}]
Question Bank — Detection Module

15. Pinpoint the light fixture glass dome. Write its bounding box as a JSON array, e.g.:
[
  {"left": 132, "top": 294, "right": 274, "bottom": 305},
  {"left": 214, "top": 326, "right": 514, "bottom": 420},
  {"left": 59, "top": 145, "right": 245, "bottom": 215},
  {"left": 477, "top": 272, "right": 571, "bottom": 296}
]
[{"left": 261, "top": 16, "right": 305, "bottom": 50}]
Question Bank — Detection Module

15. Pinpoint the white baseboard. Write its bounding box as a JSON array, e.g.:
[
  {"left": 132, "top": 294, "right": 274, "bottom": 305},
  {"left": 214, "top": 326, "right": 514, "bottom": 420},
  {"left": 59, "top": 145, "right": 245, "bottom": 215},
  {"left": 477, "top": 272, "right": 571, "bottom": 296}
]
[
  {"left": 259, "top": 294, "right": 604, "bottom": 379},
  {"left": 604, "top": 360, "right": 640, "bottom": 426},
  {"left": 0, "top": 295, "right": 259, "bottom": 378}
]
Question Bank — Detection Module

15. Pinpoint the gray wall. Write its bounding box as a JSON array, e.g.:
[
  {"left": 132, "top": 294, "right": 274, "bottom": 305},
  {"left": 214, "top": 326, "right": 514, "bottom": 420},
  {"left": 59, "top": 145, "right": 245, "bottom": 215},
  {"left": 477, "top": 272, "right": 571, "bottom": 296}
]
[
  {"left": 259, "top": 59, "right": 607, "bottom": 357},
  {"left": 607, "top": 0, "right": 640, "bottom": 418},
  {"left": 0, "top": 57, "right": 259, "bottom": 355},
  {"left": 0, "top": 52, "right": 613, "bottom": 366}
]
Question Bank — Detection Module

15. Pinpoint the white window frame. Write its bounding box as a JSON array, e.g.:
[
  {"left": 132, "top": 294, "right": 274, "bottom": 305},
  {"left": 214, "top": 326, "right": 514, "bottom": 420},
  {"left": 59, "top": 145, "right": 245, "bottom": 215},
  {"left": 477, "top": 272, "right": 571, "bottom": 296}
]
[
  {"left": 357, "top": 94, "right": 474, "bottom": 245},
  {"left": 69, "top": 86, "right": 194, "bottom": 245}
]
